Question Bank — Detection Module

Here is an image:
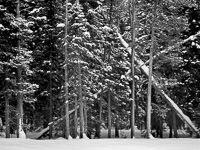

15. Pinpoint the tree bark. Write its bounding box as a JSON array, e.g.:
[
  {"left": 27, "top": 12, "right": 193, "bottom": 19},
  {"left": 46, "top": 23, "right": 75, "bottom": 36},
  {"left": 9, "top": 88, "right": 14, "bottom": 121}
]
[
  {"left": 169, "top": 122, "right": 173, "bottom": 138},
  {"left": 83, "top": 90, "right": 87, "bottom": 134},
  {"left": 135, "top": 96, "right": 139, "bottom": 128},
  {"left": 5, "top": 83, "right": 10, "bottom": 138},
  {"left": 130, "top": 0, "right": 136, "bottom": 138},
  {"left": 65, "top": 0, "right": 70, "bottom": 139},
  {"left": 117, "top": 31, "right": 200, "bottom": 136},
  {"left": 173, "top": 109, "right": 178, "bottom": 138},
  {"left": 48, "top": 0, "right": 54, "bottom": 139},
  {"left": 49, "top": 60, "right": 53, "bottom": 139},
  {"left": 49, "top": 55, "right": 53, "bottom": 139},
  {"left": 95, "top": 92, "right": 102, "bottom": 138},
  {"left": 99, "top": 92, "right": 102, "bottom": 126},
  {"left": 17, "top": 66, "right": 24, "bottom": 138},
  {"left": 108, "top": 88, "right": 111, "bottom": 138},
  {"left": 159, "top": 117, "right": 163, "bottom": 138},
  {"left": 74, "top": 95, "right": 78, "bottom": 138},
  {"left": 115, "top": 113, "right": 119, "bottom": 138},
  {"left": 5, "top": 66, "right": 10, "bottom": 138},
  {"left": 78, "top": 60, "right": 84, "bottom": 138},
  {"left": 16, "top": 0, "right": 25, "bottom": 138},
  {"left": 146, "top": 0, "right": 157, "bottom": 139}
]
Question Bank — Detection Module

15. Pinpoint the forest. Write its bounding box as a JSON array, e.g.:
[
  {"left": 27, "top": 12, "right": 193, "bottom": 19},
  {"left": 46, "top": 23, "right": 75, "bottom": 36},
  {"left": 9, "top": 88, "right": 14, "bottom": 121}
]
[{"left": 0, "top": 0, "right": 200, "bottom": 140}]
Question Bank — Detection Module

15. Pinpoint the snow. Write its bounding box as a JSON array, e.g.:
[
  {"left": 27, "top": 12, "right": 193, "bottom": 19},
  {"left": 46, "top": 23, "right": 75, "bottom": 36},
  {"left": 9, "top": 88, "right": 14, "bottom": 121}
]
[
  {"left": 83, "top": 133, "right": 89, "bottom": 139},
  {"left": 29, "top": 8, "right": 43, "bottom": 14},
  {"left": 35, "top": 16, "right": 47, "bottom": 21},
  {"left": 0, "top": 24, "right": 4, "bottom": 29},
  {"left": 68, "top": 135, "right": 73, "bottom": 140},
  {"left": 57, "top": 23, "right": 65, "bottom": 27},
  {"left": 19, "top": 130, "right": 26, "bottom": 139},
  {"left": 1, "top": 138, "right": 200, "bottom": 150}
]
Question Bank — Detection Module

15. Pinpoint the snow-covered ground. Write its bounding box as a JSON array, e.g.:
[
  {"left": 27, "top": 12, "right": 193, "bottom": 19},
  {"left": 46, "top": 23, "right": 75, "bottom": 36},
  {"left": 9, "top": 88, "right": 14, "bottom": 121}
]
[{"left": 0, "top": 138, "right": 200, "bottom": 150}]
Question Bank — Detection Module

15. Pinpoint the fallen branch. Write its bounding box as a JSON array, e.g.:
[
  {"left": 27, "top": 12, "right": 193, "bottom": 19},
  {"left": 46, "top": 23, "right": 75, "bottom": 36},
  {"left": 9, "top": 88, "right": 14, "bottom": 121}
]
[{"left": 36, "top": 106, "right": 79, "bottom": 139}]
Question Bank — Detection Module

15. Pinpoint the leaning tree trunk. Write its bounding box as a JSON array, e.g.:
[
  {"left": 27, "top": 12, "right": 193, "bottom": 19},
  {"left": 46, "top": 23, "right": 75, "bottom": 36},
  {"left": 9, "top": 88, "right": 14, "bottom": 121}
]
[
  {"left": 64, "top": 0, "right": 70, "bottom": 139},
  {"left": 117, "top": 33, "right": 200, "bottom": 137}
]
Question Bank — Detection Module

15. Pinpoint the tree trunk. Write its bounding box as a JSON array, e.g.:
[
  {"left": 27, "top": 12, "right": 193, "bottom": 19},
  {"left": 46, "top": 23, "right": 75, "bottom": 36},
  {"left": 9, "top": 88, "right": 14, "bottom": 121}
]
[
  {"left": 115, "top": 113, "right": 119, "bottom": 138},
  {"left": 78, "top": 60, "right": 84, "bottom": 138},
  {"left": 117, "top": 28, "right": 199, "bottom": 137},
  {"left": 65, "top": 0, "right": 70, "bottom": 139},
  {"left": 16, "top": 0, "right": 25, "bottom": 138},
  {"left": 83, "top": 92, "right": 87, "bottom": 134},
  {"left": 49, "top": 55, "right": 53, "bottom": 139},
  {"left": 5, "top": 88, "right": 10, "bottom": 138},
  {"left": 99, "top": 92, "right": 102, "bottom": 126},
  {"left": 74, "top": 95, "right": 78, "bottom": 138},
  {"left": 173, "top": 109, "right": 178, "bottom": 138},
  {"left": 146, "top": 0, "right": 157, "bottom": 139},
  {"left": 48, "top": 0, "right": 54, "bottom": 139},
  {"left": 5, "top": 66, "right": 10, "bottom": 138},
  {"left": 169, "top": 122, "right": 172, "bottom": 138},
  {"left": 159, "top": 117, "right": 163, "bottom": 138},
  {"left": 17, "top": 66, "right": 24, "bottom": 138},
  {"left": 108, "top": 88, "right": 111, "bottom": 138},
  {"left": 95, "top": 92, "right": 102, "bottom": 138},
  {"left": 130, "top": 0, "right": 136, "bottom": 138},
  {"left": 135, "top": 96, "right": 139, "bottom": 128}
]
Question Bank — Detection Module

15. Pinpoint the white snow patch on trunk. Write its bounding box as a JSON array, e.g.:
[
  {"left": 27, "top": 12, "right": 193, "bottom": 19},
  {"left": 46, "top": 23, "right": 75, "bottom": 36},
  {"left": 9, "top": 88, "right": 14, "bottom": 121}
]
[
  {"left": 19, "top": 130, "right": 26, "bottom": 139},
  {"left": 83, "top": 133, "right": 89, "bottom": 139}
]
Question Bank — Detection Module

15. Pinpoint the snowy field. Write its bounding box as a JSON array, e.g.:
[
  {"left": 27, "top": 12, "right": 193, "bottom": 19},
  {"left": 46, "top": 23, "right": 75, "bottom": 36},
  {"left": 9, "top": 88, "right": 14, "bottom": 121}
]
[{"left": 1, "top": 138, "right": 200, "bottom": 150}]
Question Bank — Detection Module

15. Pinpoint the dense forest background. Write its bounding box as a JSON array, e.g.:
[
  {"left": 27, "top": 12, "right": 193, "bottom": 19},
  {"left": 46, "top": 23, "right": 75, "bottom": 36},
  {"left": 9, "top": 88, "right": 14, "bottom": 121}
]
[{"left": 0, "top": 0, "right": 200, "bottom": 139}]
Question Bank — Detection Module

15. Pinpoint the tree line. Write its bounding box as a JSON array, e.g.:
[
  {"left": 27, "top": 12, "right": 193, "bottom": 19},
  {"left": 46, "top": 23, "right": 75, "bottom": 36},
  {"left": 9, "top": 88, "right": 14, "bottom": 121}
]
[{"left": 0, "top": 0, "right": 200, "bottom": 139}]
